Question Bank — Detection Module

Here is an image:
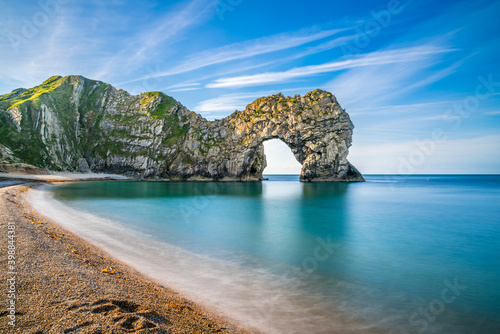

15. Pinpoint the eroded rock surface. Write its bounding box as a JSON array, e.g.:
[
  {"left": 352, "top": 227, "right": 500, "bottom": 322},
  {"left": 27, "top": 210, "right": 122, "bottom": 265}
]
[{"left": 0, "top": 75, "right": 363, "bottom": 182}]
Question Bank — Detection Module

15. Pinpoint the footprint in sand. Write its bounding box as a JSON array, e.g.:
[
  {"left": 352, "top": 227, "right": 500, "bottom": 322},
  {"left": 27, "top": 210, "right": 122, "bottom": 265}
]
[{"left": 64, "top": 298, "right": 170, "bottom": 332}]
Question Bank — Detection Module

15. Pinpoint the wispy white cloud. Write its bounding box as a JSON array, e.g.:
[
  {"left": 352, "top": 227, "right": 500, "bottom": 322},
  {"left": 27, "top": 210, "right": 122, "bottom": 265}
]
[
  {"left": 91, "top": 0, "right": 216, "bottom": 80},
  {"left": 0, "top": 8, "right": 87, "bottom": 88},
  {"left": 206, "top": 45, "right": 453, "bottom": 88},
  {"left": 195, "top": 87, "right": 316, "bottom": 113},
  {"left": 133, "top": 0, "right": 213, "bottom": 59},
  {"left": 325, "top": 45, "right": 459, "bottom": 108},
  {"left": 129, "top": 32, "right": 358, "bottom": 92},
  {"left": 167, "top": 82, "right": 201, "bottom": 92},
  {"left": 0, "top": 0, "right": 216, "bottom": 90},
  {"left": 170, "top": 87, "right": 201, "bottom": 92},
  {"left": 119, "top": 26, "right": 347, "bottom": 85},
  {"left": 196, "top": 91, "right": 272, "bottom": 113},
  {"left": 485, "top": 111, "right": 500, "bottom": 115},
  {"left": 348, "top": 100, "right": 462, "bottom": 116}
]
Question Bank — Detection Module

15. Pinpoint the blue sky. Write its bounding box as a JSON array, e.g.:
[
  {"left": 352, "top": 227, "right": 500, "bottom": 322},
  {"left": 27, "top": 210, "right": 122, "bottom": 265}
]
[{"left": 1, "top": 0, "right": 499, "bottom": 174}]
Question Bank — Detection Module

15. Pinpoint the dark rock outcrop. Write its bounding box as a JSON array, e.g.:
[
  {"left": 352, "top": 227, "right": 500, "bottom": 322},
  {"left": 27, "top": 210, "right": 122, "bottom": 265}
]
[{"left": 0, "top": 75, "right": 363, "bottom": 182}]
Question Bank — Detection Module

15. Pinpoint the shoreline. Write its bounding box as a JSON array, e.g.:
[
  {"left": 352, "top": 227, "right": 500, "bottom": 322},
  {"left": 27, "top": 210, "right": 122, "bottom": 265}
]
[
  {"left": 0, "top": 181, "right": 255, "bottom": 333},
  {"left": 26, "top": 180, "right": 382, "bottom": 334},
  {"left": 0, "top": 172, "right": 132, "bottom": 183}
]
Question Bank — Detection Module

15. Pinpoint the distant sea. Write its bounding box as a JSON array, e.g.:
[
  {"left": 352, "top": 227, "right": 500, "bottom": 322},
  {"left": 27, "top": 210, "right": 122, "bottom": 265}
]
[{"left": 32, "top": 175, "right": 500, "bottom": 333}]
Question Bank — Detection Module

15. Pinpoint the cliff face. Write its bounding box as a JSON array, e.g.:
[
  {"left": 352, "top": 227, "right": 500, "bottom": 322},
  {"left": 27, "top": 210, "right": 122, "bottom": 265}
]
[{"left": 0, "top": 75, "right": 364, "bottom": 182}]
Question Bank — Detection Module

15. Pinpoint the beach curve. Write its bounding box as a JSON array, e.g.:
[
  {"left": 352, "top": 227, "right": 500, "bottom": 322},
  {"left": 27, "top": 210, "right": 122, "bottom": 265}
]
[{"left": 0, "top": 180, "right": 254, "bottom": 333}]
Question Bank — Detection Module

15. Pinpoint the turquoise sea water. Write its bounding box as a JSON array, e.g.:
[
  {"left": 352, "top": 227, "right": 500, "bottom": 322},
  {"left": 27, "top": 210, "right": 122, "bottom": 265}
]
[{"left": 43, "top": 175, "right": 500, "bottom": 333}]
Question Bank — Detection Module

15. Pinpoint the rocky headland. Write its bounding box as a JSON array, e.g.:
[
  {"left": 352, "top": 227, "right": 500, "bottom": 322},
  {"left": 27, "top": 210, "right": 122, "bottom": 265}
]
[{"left": 0, "top": 75, "right": 363, "bottom": 182}]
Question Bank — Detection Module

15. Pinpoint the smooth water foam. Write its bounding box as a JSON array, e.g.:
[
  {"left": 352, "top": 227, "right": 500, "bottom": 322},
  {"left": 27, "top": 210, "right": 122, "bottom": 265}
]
[{"left": 31, "top": 175, "right": 500, "bottom": 333}]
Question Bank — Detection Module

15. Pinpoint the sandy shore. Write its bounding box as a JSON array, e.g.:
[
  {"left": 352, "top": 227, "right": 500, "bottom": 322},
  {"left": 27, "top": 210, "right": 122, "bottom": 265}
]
[{"left": 0, "top": 180, "right": 253, "bottom": 333}]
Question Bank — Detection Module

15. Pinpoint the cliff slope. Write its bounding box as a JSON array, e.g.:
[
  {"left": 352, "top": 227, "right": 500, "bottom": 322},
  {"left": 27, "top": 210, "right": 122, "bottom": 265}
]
[{"left": 0, "top": 75, "right": 363, "bottom": 182}]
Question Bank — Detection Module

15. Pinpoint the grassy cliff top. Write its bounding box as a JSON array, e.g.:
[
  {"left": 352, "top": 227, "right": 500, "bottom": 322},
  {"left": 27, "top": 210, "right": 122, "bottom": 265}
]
[
  {"left": 0, "top": 75, "right": 179, "bottom": 119},
  {"left": 0, "top": 75, "right": 88, "bottom": 110}
]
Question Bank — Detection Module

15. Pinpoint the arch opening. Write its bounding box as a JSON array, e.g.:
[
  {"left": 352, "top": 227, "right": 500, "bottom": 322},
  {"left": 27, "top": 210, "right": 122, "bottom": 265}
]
[{"left": 262, "top": 139, "right": 302, "bottom": 175}]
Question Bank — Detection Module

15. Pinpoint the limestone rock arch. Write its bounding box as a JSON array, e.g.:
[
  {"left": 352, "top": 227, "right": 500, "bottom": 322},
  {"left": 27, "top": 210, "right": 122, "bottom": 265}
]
[
  {"left": 0, "top": 75, "right": 364, "bottom": 182},
  {"left": 167, "top": 89, "right": 364, "bottom": 182}
]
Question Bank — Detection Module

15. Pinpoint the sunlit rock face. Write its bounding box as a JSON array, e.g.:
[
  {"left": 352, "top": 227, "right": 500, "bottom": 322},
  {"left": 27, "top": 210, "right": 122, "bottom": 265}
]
[{"left": 0, "top": 76, "right": 364, "bottom": 182}]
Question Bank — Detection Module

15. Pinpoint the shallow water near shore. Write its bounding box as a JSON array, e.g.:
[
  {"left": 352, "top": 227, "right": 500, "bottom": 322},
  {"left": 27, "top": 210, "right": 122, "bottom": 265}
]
[{"left": 32, "top": 175, "right": 500, "bottom": 333}]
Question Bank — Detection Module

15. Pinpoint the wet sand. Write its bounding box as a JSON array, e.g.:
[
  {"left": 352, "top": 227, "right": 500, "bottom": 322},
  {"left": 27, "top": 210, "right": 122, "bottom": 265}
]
[{"left": 0, "top": 180, "right": 254, "bottom": 333}]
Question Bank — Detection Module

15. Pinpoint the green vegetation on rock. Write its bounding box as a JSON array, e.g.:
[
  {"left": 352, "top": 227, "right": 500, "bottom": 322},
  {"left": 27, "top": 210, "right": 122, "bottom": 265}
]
[{"left": 0, "top": 75, "right": 363, "bottom": 182}]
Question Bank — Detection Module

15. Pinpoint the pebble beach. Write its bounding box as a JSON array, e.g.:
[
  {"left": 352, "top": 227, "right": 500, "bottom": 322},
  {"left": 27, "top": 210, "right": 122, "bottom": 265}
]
[{"left": 0, "top": 177, "right": 254, "bottom": 333}]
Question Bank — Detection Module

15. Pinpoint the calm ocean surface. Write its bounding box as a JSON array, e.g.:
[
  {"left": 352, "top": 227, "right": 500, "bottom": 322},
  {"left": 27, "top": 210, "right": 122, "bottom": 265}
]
[{"left": 37, "top": 175, "right": 500, "bottom": 333}]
